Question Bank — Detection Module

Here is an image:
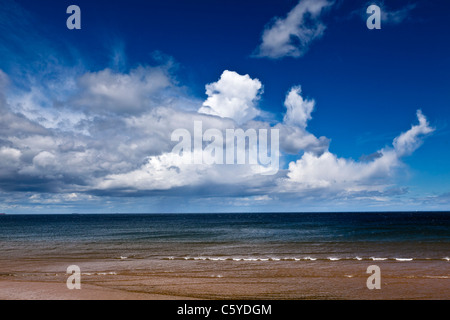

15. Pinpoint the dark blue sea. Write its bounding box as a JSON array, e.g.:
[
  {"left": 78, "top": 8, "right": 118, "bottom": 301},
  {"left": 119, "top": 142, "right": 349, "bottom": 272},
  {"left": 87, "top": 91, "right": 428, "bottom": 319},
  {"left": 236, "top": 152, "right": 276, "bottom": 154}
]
[{"left": 1, "top": 212, "right": 449, "bottom": 262}]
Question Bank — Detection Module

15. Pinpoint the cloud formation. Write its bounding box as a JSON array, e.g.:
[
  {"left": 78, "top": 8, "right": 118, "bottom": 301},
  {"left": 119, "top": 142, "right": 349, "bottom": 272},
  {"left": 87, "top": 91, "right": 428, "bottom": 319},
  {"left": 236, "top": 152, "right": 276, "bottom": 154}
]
[
  {"left": 254, "top": 0, "right": 333, "bottom": 59},
  {"left": 283, "top": 110, "right": 434, "bottom": 194},
  {"left": 0, "top": 63, "right": 435, "bottom": 210},
  {"left": 393, "top": 110, "right": 434, "bottom": 157},
  {"left": 198, "top": 70, "right": 263, "bottom": 124},
  {"left": 276, "top": 86, "right": 329, "bottom": 155},
  {"left": 73, "top": 67, "right": 173, "bottom": 115}
]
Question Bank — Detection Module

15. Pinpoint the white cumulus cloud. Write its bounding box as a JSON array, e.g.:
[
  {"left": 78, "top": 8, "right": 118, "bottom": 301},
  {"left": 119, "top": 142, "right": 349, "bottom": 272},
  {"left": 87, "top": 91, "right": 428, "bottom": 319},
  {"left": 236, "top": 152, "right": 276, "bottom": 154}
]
[
  {"left": 283, "top": 110, "right": 434, "bottom": 193},
  {"left": 275, "top": 86, "right": 329, "bottom": 155},
  {"left": 198, "top": 70, "right": 263, "bottom": 124}
]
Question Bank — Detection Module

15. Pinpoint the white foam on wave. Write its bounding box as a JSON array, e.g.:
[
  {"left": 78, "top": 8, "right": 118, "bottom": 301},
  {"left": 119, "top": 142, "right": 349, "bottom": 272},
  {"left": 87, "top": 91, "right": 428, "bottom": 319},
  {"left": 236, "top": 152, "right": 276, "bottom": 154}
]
[
  {"left": 97, "top": 272, "right": 117, "bottom": 276},
  {"left": 443, "top": 257, "right": 450, "bottom": 261},
  {"left": 165, "top": 255, "right": 429, "bottom": 262},
  {"left": 424, "top": 275, "right": 449, "bottom": 279},
  {"left": 119, "top": 256, "right": 128, "bottom": 260}
]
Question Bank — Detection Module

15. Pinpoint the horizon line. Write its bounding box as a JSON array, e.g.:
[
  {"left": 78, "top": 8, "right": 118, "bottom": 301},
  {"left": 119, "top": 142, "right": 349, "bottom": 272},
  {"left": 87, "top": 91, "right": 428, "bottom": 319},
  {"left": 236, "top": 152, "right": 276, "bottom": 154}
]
[{"left": 1, "top": 210, "right": 449, "bottom": 215}]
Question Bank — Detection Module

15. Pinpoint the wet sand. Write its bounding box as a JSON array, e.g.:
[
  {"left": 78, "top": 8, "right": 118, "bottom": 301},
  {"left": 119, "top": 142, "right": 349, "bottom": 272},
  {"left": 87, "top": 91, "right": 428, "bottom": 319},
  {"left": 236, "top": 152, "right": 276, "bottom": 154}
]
[
  {"left": 0, "top": 280, "right": 193, "bottom": 300},
  {"left": 0, "top": 258, "right": 448, "bottom": 300}
]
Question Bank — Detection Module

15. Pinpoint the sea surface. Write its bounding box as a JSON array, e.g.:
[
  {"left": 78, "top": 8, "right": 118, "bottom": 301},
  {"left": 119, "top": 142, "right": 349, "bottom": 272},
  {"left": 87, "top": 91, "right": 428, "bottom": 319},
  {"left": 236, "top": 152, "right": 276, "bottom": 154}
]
[{"left": 0, "top": 212, "right": 449, "bottom": 262}]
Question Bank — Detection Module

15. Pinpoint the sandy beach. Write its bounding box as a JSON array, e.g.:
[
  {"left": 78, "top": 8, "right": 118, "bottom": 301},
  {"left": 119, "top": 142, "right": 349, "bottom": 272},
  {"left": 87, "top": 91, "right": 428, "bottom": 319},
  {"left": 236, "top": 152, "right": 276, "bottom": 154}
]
[
  {"left": 0, "top": 258, "right": 448, "bottom": 300},
  {"left": 0, "top": 280, "right": 193, "bottom": 300}
]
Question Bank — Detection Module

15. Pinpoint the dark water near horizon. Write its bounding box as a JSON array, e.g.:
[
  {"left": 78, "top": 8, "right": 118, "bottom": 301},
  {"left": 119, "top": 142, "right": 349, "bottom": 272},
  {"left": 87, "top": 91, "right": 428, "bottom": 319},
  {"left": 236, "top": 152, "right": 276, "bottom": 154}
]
[{"left": 1, "top": 212, "right": 449, "bottom": 262}]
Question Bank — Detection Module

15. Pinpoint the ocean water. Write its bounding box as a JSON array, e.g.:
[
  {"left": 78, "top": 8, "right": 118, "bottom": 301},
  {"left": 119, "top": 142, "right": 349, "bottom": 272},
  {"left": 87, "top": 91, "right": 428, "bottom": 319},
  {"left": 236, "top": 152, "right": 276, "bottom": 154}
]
[{"left": 0, "top": 212, "right": 449, "bottom": 262}]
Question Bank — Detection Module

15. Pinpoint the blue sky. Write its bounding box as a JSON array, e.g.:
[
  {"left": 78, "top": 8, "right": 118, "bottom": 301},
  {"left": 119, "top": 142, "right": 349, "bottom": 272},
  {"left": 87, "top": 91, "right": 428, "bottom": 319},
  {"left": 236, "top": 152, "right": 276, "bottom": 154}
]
[{"left": 0, "top": 0, "right": 449, "bottom": 213}]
